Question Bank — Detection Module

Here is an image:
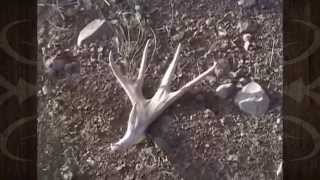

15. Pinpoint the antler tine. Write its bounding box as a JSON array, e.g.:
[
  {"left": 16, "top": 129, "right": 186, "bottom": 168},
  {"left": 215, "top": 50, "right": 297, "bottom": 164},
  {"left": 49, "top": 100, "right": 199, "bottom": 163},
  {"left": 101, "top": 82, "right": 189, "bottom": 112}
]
[
  {"left": 109, "top": 40, "right": 219, "bottom": 152},
  {"left": 109, "top": 51, "right": 142, "bottom": 105},
  {"left": 136, "top": 39, "right": 151, "bottom": 89},
  {"left": 159, "top": 43, "right": 182, "bottom": 90},
  {"left": 170, "top": 61, "right": 217, "bottom": 100}
]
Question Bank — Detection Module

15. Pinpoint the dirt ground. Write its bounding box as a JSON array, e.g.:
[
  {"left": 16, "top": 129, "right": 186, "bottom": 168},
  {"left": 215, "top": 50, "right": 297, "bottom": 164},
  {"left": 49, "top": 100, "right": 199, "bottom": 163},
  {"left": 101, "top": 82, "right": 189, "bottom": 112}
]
[{"left": 37, "top": 0, "right": 282, "bottom": 179}]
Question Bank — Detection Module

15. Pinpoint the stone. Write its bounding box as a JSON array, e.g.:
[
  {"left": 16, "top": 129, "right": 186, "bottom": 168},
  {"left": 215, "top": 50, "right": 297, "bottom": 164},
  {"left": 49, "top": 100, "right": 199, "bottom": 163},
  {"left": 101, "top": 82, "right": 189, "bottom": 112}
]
[
  {"left": 217, "top": 28, "right": 227, "bottom": 37},
  {"left": 242, "top": 33, "right": 252, "bottom": 51},
  {"left": 214, "top": 59, "right": 231, "bottom": 78},
  {"left": 205, "top": 75, "right": 216, "bottom": 85},
  {"left": 237, "top": 20, "right": 258, "bottom": 34},
  {"left": 205, "top": 17, "right": 213, "bottom": 26},
  {"left": 234, "top": 81, "right": 270, "bottom": 116},
  {"left": 238, "top": 0, "right": 256, "bottom": 8},
  {"left": 42, "top": 85, "right": 48, "bottom": 95},
  {"left": 172, "top": 31, "right": 185, "bottom": 41},
  {"left": 86, "top": 157, "right": 95, "bottom": 166},
  {"left": 204, "top": 109, "right": 213, "bottom": 118},
  {"left": 227, "top": 154, "right": 239, "bottom": 161}
]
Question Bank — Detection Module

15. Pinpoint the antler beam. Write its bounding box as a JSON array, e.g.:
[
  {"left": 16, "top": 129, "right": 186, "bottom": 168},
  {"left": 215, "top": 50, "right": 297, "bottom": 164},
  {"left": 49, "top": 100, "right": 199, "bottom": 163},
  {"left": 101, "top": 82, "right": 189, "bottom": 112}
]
[{"left": 109, "top": 39, "right": 217, "bottom": 152}]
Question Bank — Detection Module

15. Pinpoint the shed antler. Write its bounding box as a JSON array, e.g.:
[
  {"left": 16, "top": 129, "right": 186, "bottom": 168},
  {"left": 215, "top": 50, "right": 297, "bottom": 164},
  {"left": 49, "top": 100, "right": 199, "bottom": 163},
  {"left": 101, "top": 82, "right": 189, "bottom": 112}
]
[{"left": 109, "top": 39, "right": 217, "bottom": 151}]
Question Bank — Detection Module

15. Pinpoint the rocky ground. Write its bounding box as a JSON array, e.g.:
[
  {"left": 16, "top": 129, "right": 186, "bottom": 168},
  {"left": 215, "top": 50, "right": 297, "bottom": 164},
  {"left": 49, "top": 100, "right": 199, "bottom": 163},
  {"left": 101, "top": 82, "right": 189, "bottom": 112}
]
[{"left": 37, "top": 0, "right": 282, "bottom": 179}]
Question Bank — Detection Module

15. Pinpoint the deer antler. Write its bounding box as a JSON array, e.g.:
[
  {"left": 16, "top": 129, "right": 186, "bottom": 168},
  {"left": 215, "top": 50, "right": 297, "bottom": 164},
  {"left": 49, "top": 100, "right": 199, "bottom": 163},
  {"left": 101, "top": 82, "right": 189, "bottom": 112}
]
[{"left": 109, "top": 39, "right": 217, "bottom": 152}]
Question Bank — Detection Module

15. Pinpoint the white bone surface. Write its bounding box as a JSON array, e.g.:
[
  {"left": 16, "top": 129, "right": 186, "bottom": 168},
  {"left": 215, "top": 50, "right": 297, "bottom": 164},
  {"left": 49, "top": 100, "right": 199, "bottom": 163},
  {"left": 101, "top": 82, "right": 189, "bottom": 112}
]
[{"left": 109, "top": 40, "right": 217, "bottom": 151}]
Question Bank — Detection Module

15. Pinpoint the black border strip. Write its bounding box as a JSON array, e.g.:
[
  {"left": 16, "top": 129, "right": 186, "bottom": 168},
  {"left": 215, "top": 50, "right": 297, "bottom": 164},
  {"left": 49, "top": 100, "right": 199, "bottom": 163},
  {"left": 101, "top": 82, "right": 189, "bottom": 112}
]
[
  {"left": 0, "top": 1, "right": 37, "bottom": 179},
  {"left": 284, "top": 0, "right": 320, "bottom": 179}
]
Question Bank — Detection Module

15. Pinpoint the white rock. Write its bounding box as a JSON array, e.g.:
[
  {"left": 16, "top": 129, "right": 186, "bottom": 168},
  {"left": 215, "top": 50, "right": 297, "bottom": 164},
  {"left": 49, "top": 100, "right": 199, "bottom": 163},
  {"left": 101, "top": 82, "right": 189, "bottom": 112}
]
[
  {"left": 234, "top": 81, "right": 270, "bottom": 116},
  {"left": 86, "top": 157, "right": 95, "bottom": 166},
  {"left": 217, "top": 28, "right": 227, "bottom": 37},
  {"left": 243, "top": 33, "right": 252, "bottom": 51},
  {"left": 77, "top": 19, "right": 106, "bottom": 47},
  {"left": 238, "top": 0, "right": 256, "bottom": 8},
  {"left": 244, "top": 41, "right": 250, "bottom": 51},
  {"left": 276, "top": 161, "right": 283, "bottom": 176},
  {"left": 227, "top": 154, "right": 239, "bottom": 161},
  {"left": 42, "top": 85, "right": 48, "bottom": 95},
  {"left": 215, "top": 83, "right": 236, "bottom": 99},
  {"left": 172, "top": 31, "right": 185, "bottom": 41},
  {"left": 62, "top": 171, "right": 73, "bottom": 180},
  {"left": 243, "top": 34, "right": 252, "bottom": 42}
]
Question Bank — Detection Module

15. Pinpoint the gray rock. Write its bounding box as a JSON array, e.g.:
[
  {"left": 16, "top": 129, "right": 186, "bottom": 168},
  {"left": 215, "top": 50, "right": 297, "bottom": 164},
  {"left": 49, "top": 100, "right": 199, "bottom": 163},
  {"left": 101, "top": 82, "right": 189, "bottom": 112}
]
[
  {"left": 42, "top": 85, "right": 48, "bottom": 95},
  {"left": 237, "top": 20, "right": 258, "bottom": 34},
  {"left": 217, "top": 27, "right": 227, "bottom": 37},
  {"left": 227, "top": 154, "right": 239, "bottom": 161},
  {"left": 205, "top": 17, "right": 214, "bottom": 26},
  {"left": 86, "top": 157, "right": 95, "bottom": 166},
  {"left": 172, "top": 31, "right": 185, "bottom": 41},
  {"left": 238, "top": 0, "right": 256, "bottom": 8},
  {"left": 214, "top": 59, "right": 231, "bottom": 78},
  {"left": 234, "top": 81, "right": 270, "bottom": 116},
  {"left": 205, "top": 75, "right": 216, "bottom": 85},
  {"left": 82, "top": 0, "right": 93, "bottom": 10}
]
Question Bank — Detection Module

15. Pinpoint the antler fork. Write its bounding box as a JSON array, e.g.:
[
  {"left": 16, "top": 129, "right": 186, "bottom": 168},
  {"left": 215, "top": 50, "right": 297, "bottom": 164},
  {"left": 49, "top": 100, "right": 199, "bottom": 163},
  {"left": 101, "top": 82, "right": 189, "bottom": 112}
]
[{"left": 109, "top": 39, "right": 217, "bottom": 151}]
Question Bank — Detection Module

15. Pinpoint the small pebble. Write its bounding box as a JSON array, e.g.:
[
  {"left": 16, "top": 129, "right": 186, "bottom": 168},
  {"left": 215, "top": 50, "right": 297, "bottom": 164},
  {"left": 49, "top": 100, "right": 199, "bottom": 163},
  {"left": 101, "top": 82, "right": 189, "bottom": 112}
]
[{"left": 238, "top": 0, "right": 256, "bottom": 8}]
